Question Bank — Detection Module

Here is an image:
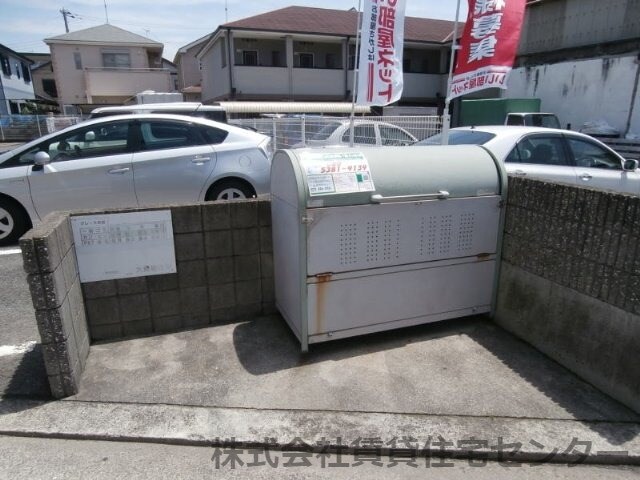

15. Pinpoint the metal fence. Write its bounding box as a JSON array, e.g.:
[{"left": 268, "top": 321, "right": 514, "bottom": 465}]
[
  {"left": 229, "top": 115, "right": 442, "bottom": 150},
  {"left": 0, "top": 115, "right": 82, "bottom": 142}
]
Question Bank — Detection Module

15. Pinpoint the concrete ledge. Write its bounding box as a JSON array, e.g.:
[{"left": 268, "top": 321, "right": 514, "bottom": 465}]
[
  {"left": 496, "top": 262, "right": 640, "bottom": 415},
  {"left": 0, "top": 399, "right": 638, "bottom": 466}
]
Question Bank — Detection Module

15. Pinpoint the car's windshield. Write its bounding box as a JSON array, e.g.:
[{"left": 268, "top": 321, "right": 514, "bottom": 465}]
[
  {"left": 309, "top": 122, "right": 342, "bottom": 140},
  {"left": 415, "top": 130, "right": 496, "bottom": 146}
]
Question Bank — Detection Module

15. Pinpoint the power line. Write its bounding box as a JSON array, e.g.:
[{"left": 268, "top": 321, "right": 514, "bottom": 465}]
[{"left": 59, "top": 8, "right": 79, "bottom": 33}]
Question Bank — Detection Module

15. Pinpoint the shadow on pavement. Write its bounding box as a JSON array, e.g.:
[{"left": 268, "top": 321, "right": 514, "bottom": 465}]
[
  {"left": 467, "top": 324, "right": 640, "bottom": 446},
  {"left": 1, "top": 344, "right": 51, "bottom": 402},
  {"left": 233, "top": 315, "right": 639, "bottom": 445}
]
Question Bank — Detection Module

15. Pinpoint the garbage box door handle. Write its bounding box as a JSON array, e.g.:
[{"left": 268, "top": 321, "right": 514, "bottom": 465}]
[{"left": 370, "top": 191, "right": 450, "bottom": 203}]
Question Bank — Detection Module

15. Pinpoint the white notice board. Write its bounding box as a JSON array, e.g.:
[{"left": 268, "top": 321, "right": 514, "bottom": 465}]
[
  {"left": 300, "top": 151, "right": 376, "bottom": 196},
  {"left": 71, "top": 210, "right": 177, "bottom": 283}
]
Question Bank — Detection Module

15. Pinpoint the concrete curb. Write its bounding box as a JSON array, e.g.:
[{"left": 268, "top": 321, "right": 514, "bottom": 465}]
[{"left": 0, "top": 398, "right": 638, "bottom": 465}]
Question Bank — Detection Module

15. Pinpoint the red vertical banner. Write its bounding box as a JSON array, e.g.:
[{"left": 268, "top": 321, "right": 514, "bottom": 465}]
[{"left": 449, "top": 0, "right": 526, "bottom": 99}]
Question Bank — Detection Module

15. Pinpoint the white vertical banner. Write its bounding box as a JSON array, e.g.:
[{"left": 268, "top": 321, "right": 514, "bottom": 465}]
[{"left": 356, "top": 0, "right": 406, "bottom": 106}]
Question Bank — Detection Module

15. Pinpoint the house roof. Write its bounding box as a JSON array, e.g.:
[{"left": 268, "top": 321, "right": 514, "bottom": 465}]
[
  {"left": 45, "top": 24, "right": 162, "bottom": 47},
  {"left": 221, "top": 6, "right": 459, "bottom": 44},
  {"left": 0, "top": 43, "right": 34, "bottom": 63},
  {"left": 20, "top": 53, "right": 51, "bottom": 70},
  {"left": 174, "top": 33, "right": 212, "bottom": 64}
]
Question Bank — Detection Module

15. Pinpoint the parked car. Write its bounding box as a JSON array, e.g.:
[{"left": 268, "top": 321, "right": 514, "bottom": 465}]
[
  {"left": 0, "top": 114, "right": 272, "bottom": 245},
  {"left": 416, "top": 126, "right": 640, "bottom": 194},
  {"left": 294, "top": 120, "right": 417, "bottom": 148},
  {"left": 89, "top": 102, "right": 228, "bottom": 123}
]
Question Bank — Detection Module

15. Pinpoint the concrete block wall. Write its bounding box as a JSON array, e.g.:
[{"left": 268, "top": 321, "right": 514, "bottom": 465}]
[
  {"left": 497, "top": 176, "right": 640, "bottom": 413},
  {"left": 80, "top": 199, "right": 274, "bottom": 342},
  {"left": 20, "top": 212, "right": 90, "bottom": 398}
]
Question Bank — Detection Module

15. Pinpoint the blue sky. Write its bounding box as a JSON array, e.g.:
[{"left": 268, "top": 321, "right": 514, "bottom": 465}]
[{"left": 0, "top": 1, "right": 468, "bottom": 60}]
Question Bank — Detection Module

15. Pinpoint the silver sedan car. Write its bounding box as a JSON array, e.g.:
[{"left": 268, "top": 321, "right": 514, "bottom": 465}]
[
  {"left": 296, "top": 120, "right": 417, "bottom": 148},
  {"left": 417, "top": 126, "right": 640, "bottom": 194},
  {"left": 0, "top": 114, "right": 272, "bottom": 245}
]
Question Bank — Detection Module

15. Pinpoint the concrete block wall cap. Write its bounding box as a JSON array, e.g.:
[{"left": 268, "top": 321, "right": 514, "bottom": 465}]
[
  {"left": 19, "top": 237, "right": 40, "bottom": 275},
  {"left": 0, "top": 399, "right": 638, "bottom": 466},
  {"left": 171, "top": 204, "right": 203, "bottom": 234}
]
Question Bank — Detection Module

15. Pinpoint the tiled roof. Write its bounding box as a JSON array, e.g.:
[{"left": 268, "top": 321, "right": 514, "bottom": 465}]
[
  {"left": 223, "top": 6, "right": 459, "bottom": 43},
  {"left": 45, "top": 24, "right": 162, "bottom": 46}
]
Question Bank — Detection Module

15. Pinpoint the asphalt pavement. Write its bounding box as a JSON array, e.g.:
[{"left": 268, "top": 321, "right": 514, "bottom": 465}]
[
  {"left": 0, "top": 245, "right": 49, "bottom": 398},
  {"left": 1, "top": 436, "right": 639, "bottom": 480},
  {"left": 0, "top": 240, "right": 639, "bottom": 473}
]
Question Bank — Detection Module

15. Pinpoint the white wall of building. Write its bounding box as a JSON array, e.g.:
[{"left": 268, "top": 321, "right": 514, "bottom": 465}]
[
  {"left": 506, "top": 55, "right": 640, "bottom": 135},
  {"left": 0, "top": 51, "right": 35, "bottom": 114},
  {"left": 50, "top": 43, "right": 152, "bottom": 105},
  {"left": 292, "top": 68, "right": 343, "bottom": 97},
  {"left": 236, "top": 66, "right": 289, "bottom": 96},
  {"left": 201, "top": 37, "right": 230, "bottom": 102}
]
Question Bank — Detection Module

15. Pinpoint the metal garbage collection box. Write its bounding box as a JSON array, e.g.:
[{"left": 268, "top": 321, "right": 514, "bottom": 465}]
[{"left": 270, "top": 146, "right": 507, "bottom": 351}]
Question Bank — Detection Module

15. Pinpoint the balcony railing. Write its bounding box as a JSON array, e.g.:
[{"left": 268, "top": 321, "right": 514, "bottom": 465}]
[{"left": 84, "top": 67, "right": 173, "bottom": 98}]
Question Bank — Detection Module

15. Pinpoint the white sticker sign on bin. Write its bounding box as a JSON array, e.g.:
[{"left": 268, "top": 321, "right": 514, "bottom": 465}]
[
  {"left": 301, "top": 152, "right": 375, "bottom": 196},
  {"left": 71, "top": 210, "right": 176, "bottom": 283}
]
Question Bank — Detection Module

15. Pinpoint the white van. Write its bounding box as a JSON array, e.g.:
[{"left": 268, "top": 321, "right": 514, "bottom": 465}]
[{"left": 89, "top": 102, "right": 227, "bottom": 123}]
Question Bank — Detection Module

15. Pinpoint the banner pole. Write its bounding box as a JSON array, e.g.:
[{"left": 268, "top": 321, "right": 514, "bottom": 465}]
[
  {"left": 349, "top": 0, "right": 363, "bottom": 147},
  {"left": 441, "top": 0, "right": 462, "bottom": 145}
]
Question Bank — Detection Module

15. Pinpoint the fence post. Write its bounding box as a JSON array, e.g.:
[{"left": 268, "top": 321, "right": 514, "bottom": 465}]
[
  {"left": 36, "top": 115, "right": 42, "bottom": 137},
  {"left": 301, "top": 115, "right": 306, "bottom": 147},
  {"left": 272, "top": 118, "right": 277, "bottom": 150}
]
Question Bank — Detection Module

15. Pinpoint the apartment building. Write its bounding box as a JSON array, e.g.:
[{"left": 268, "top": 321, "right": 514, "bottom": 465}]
[
  {"left": 45, "top": 24, "right": 175, "bottom": 112},
  {"left": 0, "top": 44, "right": 35, "bottom": 115},
  {"left": 195, "top": 6, "right": 458, "bottom": 108}
]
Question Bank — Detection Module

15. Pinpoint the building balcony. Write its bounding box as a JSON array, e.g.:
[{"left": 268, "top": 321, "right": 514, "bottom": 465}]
[
  {"left": 84, "top": 67, "right": 174, "bottom": 100},
  {"left": 402, "top": 73, "right": 447, "bottom": 99},
  {"left": 292, "top": 67, "right": 345, "bottom": 97},
  {"left": 234, "top": 66, "right": 290, "bottom": 96}
]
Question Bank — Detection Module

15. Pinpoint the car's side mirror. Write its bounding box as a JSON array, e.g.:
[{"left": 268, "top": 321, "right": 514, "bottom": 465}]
[
  {"left": 623, "top": 159, "right": 639, "bottom": 171},
  {"left": 34, "top": 151, "right": 51, "bottom": 166},
  {"left": 85, "top": 131, "right": 96, "bottom": 142}
]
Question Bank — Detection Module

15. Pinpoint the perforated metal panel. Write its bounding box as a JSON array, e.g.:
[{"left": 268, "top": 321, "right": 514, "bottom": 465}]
[
  {"left": 271, "top": 146, "right": 507, "bottom": 351},
  {"left": 307, "top": 196, "right": 501, "bottom": 276}
]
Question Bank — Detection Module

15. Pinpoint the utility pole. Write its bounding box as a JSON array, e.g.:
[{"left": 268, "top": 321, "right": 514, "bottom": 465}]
[{"left": 59, "top": 8, "right": 76, "bottom": 33}]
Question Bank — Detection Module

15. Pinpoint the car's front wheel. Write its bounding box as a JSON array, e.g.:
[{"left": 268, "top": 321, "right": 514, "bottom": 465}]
[
  {"left": 0, "top": 199, "right": 29, "bottom": 246},
  {"left": 206, "top": 180, "right": 256, "bottom": 201}
]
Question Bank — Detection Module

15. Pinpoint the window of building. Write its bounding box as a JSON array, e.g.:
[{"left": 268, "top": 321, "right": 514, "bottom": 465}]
[
  {"left": 42, "top": 79, "right": 58, "bottom": 98},
  {"left": 102, "top": 52, "right": 131, "bottom": 68},
  {"left": 325, "top": 53, "right": 337, "bottom": 69},
  {"left": 242, "top": 50, "right": 258, "bottom": 66},
  {"left": 73, "top": 52, "right": 82, "bottom": 70},
  {"left": 21, "top": 63, "right": 31, "bottom": 83},
  {"left": 242, "top": 50, "right": 257, "bottom": 66},
  {"left": 0, "top": 55, "right": 10, "bottom": 76},
  {"left": 299, "top": 53, "right": 314, "bottom": 68},
  {"left": 348, "top": 53, "right": 359, "bottom": 70},
  {"left": 403, "top": 58, "right": 411, "bottom": 72},
  {"left": 272, "top": 50, "right": 282, "bottom": 67}
]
